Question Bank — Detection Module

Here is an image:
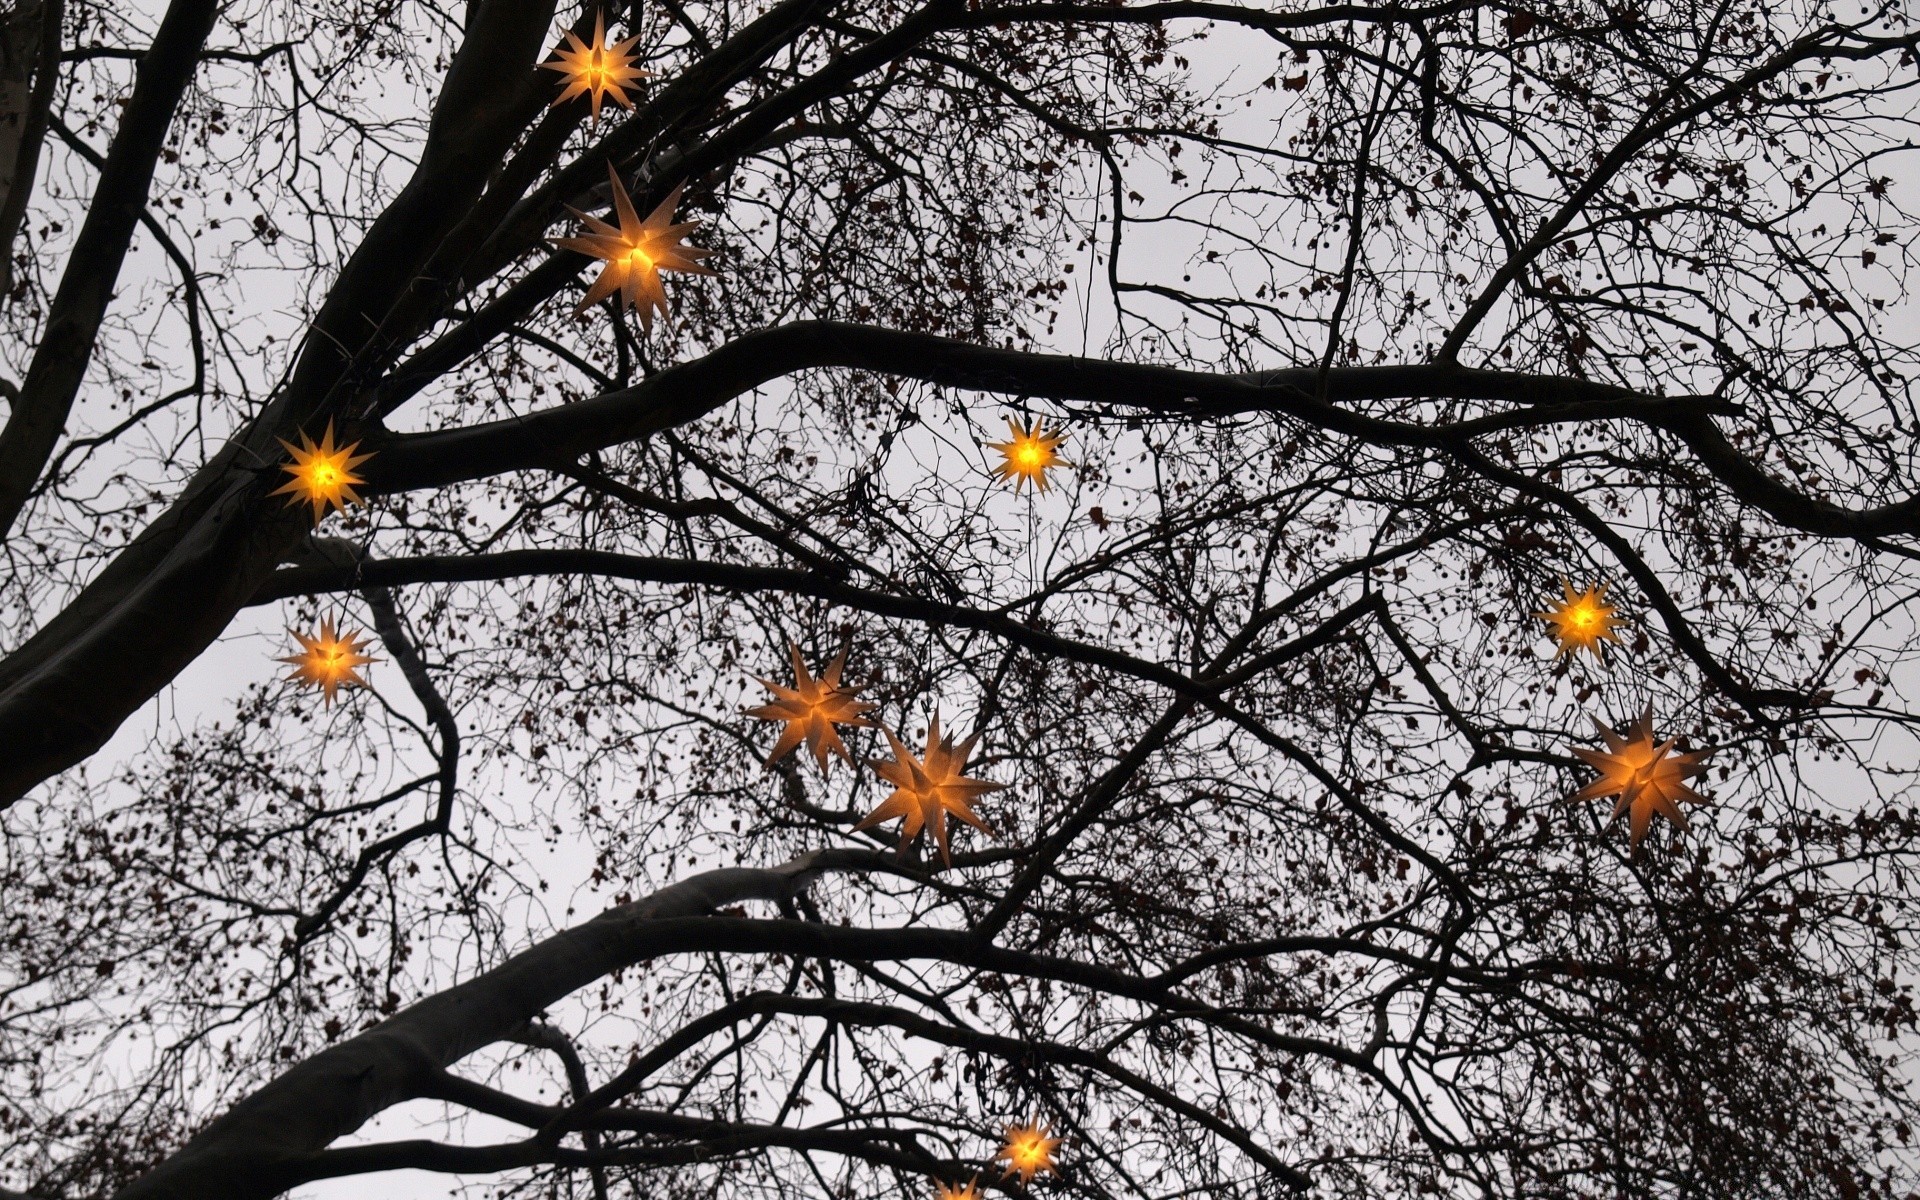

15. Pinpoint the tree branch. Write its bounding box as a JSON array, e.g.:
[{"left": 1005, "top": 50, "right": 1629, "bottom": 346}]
[{"left": 0, "top": 0, "right": 216, "bottom": 538}]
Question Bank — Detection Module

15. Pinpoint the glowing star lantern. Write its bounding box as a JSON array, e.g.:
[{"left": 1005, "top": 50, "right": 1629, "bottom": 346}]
[
  {"left": 1535, "top": 579, "right": 1622, "bottom": 660},
  {"left": 1569, "top": 706, "right": 1711, "bottom": 848},
  {"left": 741, "top": 641, "right": 877, "bottom": 772},
  {"left": 540, "top": 11, "right": 650, "bottom": 127},
  {"left": 855, "top": 713, "right": 1004, "bottom": 866},
  {"left": 271, "top": 421, "right": 373, "bottom": 525},
  {"left": 935, "top": 1179, "right": 982, "bottom": 1200},
  {"left": 549, "top": 162, "right": 715, "bottom": 330},
  {"left": 993, "top": 1120, "right": 1061, "bottom": 1185},
  {"left": 988, "top": 417, "right": 1069, "bottom": 494},
  {"left": 280, "top": 619, "right": 378, "bottom": 706}
]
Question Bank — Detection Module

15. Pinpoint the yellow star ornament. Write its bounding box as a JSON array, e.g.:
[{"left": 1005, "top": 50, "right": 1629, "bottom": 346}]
[
  {"left": 271, "top": 421, "right": 373, "bottom": 525},
  {"left": 540, "top": 11, "right": 650, "bottom": 126},
  {"left": 550, "top": 162, "right": 715, "bottom": 330},
  {"left": 1535, "top": 579, "right": 1621, "bottom": 660},
  {"left": 1569, "top": 706, "right": 1711, "bottom": 848},
  {"left": 993, "top": 1119, "right": 1061, "bottom": 1185},
  {"left": 934, "top": 1179, "right": 982, "bottom": 1200},
  {"left": 742, "top": 642, "right": 876, "bottom": 772},
  {"left": 988, "top": 417, "right": 1069, "bottom": 493},
  {"left": 280, "top": 619, "right": 378, "bottom": 706},
  {"left": 855, "top": 713, "right": 1004, "bottom": 865}
]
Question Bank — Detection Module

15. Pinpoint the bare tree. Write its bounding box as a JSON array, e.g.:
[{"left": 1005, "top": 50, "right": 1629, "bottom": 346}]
[{"left": 4, "top": 1, "right": 1920, "bottom": 1198}]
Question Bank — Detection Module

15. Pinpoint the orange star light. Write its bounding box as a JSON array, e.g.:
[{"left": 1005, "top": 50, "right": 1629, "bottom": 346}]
[
  {"left": 988, "top": 417, "right": 1069, "bottom": 494},
  {"left": 1535, "top": 579, "right": 1621, "bottom": 660},
  {"left": 1569, "top": 706, "right": 1711, "bottom": 848},
  {"left": 935, "top": 1179, "right": 982, "bottom": 1200},
  {"left": 280, "top": 619, "right": 378, "bottom": 706},
  {"left": 549, "top": 162, "right": 715, "bottom": 330},
  {"left": 742, "top": 642, "right": 876, "bottom": 772},
  {"left": 270, "top": 421, "right": 373, "bottom": 525},
  {"left": 993, "top": 1119, "right": 1061, "bottom": 1185},
  {"left": 855, "top": 713, "right": 1004, "bottom": 865},
  {"left": 540, "top": 11, "right": 651, "bottom": 126}
]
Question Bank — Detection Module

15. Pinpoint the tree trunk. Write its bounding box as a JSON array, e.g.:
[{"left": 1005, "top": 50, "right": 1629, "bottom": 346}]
[{"left": 0, "top": 0, "right": 59, "bottom": 298}]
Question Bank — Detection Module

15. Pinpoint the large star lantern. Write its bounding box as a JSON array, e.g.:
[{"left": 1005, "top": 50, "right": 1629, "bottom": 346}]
[
  {"left": 1569, "top": 706, "right": 1711, "bottom": 847},
  {"left": 856, "top": 713, "right": 1003, "bottom": 865},
  {"left": 742, "top": 642, "right": 876, "bottom": 773},
  {"left": 550, "top": 162, "right": 715, "bottom": 330}
]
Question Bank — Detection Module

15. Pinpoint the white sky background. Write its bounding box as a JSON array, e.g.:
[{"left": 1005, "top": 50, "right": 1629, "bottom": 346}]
[{"left": 7, "top": 1, "right": 1920, "bottom": 1197}]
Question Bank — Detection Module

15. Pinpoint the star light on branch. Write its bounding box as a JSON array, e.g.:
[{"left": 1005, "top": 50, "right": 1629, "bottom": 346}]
[
  {"left": 280, "top": 619, "right": 378, "bottom": 705},
  {"left": 993, "top": 1119, "right": 1061, "bottom": 1185},
  {"left": 855, "top": 713, "right": 1003, "bottom": 865},
  {"left": 1569, "top": 706, "right": 1711, "bottom": 848},
  {"left": 540, "top": 11, "right": 650, "bottom": 126},
  {"left": 270, "top": 421, "right": 373, "bottom": 525},
  {"left": 934, "top": 1178, "right": 982, "bottom": 1200},
  {"left": 987, "top": 417, "right": 1069, "bottom": 493},
  {"left": 742, "top": 641, "right": 876, "bottom": 772},
  {"left": 550, "top": 162, "right": 715, "bottom": 329},
  {"left": 1535, "top": 579, "right": 1622, "bottom": 660}
]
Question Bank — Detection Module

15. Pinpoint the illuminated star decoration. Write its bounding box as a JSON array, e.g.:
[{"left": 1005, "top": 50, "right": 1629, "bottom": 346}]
[
  {"left": 270, "top": 421, "right": 374, "bottom": 525},
  {"left": 1569, "top": 706, "right": 1711, "bottom": 848},
  {"left": 993, "top": 1119, "right": 1061, "bottom": 1185},
  {"left": 987, "top": 416, "right": 1070, "bottom": 494},
  {"left": 741, "top": 641, "right": 876, "bottom": 773},
  {"left": 855, "top": 712, "right": 1004, "bottom": 865},
  {"left": 1535, "top": 579, "right": 1622, "bottom": 660},
  {"left": 549, "top": 162, "right": 715, "bottom": 330},
  {"left": 280, "top": 619, "right": 378, "bottom": 706},
  {"left": 540, "top": 11, "right": 651, "bottom": 127},
  {"left": 935, "top": 1179, "right": 983, "bottom": 1200}
]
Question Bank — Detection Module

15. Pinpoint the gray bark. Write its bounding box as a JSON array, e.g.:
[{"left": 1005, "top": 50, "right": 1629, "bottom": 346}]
[{"left": 110, "top": 850, "right": 882, "bottom": 1200}]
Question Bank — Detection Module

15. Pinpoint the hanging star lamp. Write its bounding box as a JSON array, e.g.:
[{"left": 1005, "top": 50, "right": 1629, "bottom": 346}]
[
  {"left": 987, "top": 416, "right": 1069, "bottom": 494},
  {"left": 540, "top": 11, "right": 651, "bottom": 127},
  {"left": 1568, "top": 705, "right": 1711, "bottom": 847},
  {"left": 855, "top": 712, "right": 1004, "bottom": 865},
  {"left": 741, "top": 641, "right": 876, "bottom": 772},
  {"left": 934, "top": 1179, "right": 982, "bottom": 1200},
  {"left": 271, "top": 421, "right": 374, "bottom": 525},
  {"left": 280, "top": 619, "right": 378, "bottom": 705},
  {"left": 1535, "top": 579, "right": 1622, "bottom": 660},
  {"left": 993, "top": 1119, "right": 1061, "bottom": 1185},
  {"left": 549, "top": 161, "right": 715, "bottom": 330}
]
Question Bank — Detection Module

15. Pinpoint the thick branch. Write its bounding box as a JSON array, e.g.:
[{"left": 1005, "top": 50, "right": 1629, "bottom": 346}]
[
  {"left": 0, "top": 0, "right": 59, "bottom": 296},
  {"left": 366, "top": 320, "right": 1736, "bottom": 493},
  {"left": 110, "top": 850, "right": 873, "bottom": 1200},
  {"left": 0, "top": 0, "right": 216, "bottom": 538},
  {"left": 112, "top": 847, "right": 1366, "bottom": 1200}
]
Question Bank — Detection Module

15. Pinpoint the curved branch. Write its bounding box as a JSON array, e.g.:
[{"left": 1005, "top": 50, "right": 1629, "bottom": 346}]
[{"left": 366, "top": 320, "right": 1739, "bottom": 494}]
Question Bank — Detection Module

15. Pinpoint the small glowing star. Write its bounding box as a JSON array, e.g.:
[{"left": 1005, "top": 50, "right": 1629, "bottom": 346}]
[
  {"left": 1535, "top": 579, "right": 1621, "bottom": 659},
  {"left": 540, "top": 12, "right": 651, "bottom": 126},
  {"left": 935, "top": 1179, "right": 983, "bottom": 1200},
  {"left": 271, "top": 421, "right": 373, "bottom": 525},
  {"left": 280, "top": 619, "right": 378, "bottom": 705},
  {"left": 988, "top": 417, "right": 1069, "bottom": 494},
  {"left": 993, "top": 1119, "right": 1061, "bottom": 1185}
]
